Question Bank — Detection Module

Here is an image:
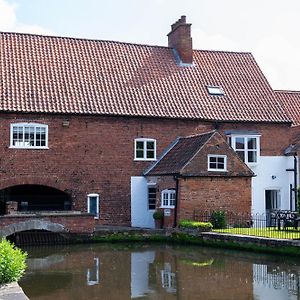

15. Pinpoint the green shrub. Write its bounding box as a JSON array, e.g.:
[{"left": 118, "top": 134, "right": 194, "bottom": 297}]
[
  {"left": 0, "top": 239, "right": 27, "bottom": 284},
  {"left": 153, "top": 210, "right": 163, "bottom": 220},
  {"left": 210, "top": 211, "right": 227, "bottom": 229},
  {"left": 178, "top": 219, "right": 213, "bottom": 231}
]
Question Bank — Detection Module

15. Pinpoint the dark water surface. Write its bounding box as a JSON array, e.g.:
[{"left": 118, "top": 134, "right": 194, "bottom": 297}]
[{"left": 19, "top": 243, "right": 300, "bottom": 300}]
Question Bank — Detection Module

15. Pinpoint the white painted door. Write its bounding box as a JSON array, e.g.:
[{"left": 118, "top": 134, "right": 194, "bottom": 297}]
[{"left": 131, "top": 176, "right": 155, "bottom": 228}]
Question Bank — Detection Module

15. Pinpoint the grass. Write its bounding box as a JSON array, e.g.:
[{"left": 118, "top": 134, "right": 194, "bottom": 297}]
[{"left": 213, "top": 227, "right": 300, "bottom": 239}]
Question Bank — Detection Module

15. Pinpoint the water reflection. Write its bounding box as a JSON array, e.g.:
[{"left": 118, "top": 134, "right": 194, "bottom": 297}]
[{"left": 19, "top": 244, "right": 300, "bottom": 300}]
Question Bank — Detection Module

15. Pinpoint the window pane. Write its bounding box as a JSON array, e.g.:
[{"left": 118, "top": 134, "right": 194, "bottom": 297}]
[
  {"left": 247, "top": 138, "right": 257, "bottom": 150},
  {"left": 210, "top": 162, "right": 217, "bottom": 169},
  {"left": 136, "top": 149, "right": 144, "bottom": 158},
  {"left": 89, "top": 197, "right": 98, "bottom": 216},
  {"left": 147, "top": 141, "right": 154, "bottom": 150},
  {"left": 236, "top": 150, "right": 245, "bottom": 162},
  {"left": 235, "top": 137, "right": 245, "bottom": 149},
  {"left": 146, "top": 150, "right": 154, "bottom": 159},
  {"left": 40, "top": 127, "right": 46, "bottom": 146},
  {"left": 248, "top": 151, "right": 257, "bottom": 163},
  {"left": 136, "top": 141, "right": 144, "bottom": 150},
  {"left": 217, "top": 162, "right": 224, "bottom": 169},
  {"left": 148, "top": 187, "right": 156, "bottom": 210},
  {"left": 210, "top": 157, "right": 217, "bottom": 163}
]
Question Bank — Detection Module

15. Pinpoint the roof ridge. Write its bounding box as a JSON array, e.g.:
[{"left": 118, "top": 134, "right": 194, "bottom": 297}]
[
  {"left": 0, "top": 31, "right": 254, "bottom": 55},
  {"left": 274, "top": 90, "right": 300, "bottom": 94},
  {"left": 193, "top": 49, "right": 252, "bottom": 55},
  {"left": 0, "top": 31, "right": 170, "bottom": 50},
  {"left": 183, "top": 130, "right": 216, "bottom": 139}
]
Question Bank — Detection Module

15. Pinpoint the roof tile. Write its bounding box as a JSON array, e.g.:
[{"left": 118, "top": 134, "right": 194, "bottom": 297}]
[{"left": 0, "top": 32, "right": 291, "bottom": 123}]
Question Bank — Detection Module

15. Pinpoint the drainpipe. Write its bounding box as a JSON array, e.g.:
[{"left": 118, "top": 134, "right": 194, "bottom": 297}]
[
  {"left": 173, "top": 175, "right": 179, "bottom": 228},
  {"left": 294, "top": 155, "right": 298, "bottom": 211},
  {"left": 287, "top": 155, "right": 299, "bottom": 211}
]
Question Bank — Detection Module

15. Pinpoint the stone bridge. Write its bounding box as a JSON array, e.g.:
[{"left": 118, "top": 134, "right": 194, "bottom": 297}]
[{"left": 0, "top": 212, "right": 95, "bottom": 238}]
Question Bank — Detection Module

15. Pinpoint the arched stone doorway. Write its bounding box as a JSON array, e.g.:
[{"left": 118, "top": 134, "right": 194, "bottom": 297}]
[{"left": 0, "top": 184, "right": 71, "bottom": 215}]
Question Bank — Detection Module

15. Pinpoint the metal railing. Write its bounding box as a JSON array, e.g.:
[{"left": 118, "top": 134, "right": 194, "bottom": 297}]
[{"left": 193, "top": 210, "right": 300, "bottom": 240}]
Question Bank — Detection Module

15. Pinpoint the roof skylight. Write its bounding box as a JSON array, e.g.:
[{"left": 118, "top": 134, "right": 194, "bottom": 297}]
[{"left": 207, "top": 86, "right": 224, "bottom": 96}]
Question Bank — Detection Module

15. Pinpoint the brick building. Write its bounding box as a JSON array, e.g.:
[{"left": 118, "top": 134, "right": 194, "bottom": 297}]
[{"left": 0, "top": 16, "right": 299, "bottom": 229}]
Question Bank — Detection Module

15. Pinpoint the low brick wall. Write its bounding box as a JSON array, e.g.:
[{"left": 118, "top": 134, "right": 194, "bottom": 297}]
[
  {"left": 201, "top": 232, "right": 300, "bottom": 248},
  {"left": 0, "top": 212, "right": 95, "bottom": 238}
]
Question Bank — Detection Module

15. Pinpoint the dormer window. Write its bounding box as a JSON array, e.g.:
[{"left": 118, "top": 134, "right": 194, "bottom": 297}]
[{"left": 207, "top": 85, "right": 224, "bottom": 96}]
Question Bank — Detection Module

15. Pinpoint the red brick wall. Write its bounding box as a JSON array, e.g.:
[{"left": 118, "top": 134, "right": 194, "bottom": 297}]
[
  {"left": 0, "top": 214, "right": 95, "bottom": 234},
  {"left": 178, "top": 177, "right": 252, "bottom": 221},
  {"left": 0, "top": 112, "right": 291, "bottom": 225}
]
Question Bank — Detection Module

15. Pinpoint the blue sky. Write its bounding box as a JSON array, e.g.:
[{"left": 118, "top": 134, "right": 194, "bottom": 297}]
[{"left": 1, "top": 0, "right": 300, "bottom": 90}]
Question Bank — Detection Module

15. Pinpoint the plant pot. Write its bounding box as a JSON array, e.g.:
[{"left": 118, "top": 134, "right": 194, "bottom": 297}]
[{"left": 155, "top": 219, "right": 163, "bottom": 229}]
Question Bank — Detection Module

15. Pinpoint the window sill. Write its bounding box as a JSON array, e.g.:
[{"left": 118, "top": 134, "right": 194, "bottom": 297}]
[
  {"left": 160, "top": 206, "right": 175, "bottom": 209},
  {"left": 9, "top": 146, "right": 49, "bottom": 150},
  {"left": 208, "top": 169, "right": 227, "bottom": 172},
  {"left": 134, "top": 158, "right": 157, "bottom": 161}
]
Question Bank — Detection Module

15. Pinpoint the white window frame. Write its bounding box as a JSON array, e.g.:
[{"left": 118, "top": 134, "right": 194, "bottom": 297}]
[
  {"left": 147, "top": 183, "right": 157, "bottom": 211},
  {"left": 207, "top": 85, "right": 224, "bottom": 96},
  {"left": 87, "top": 193, "right": 99, "bottom": 219},
  {"left": 87, "top": 257, "right": 100, "bottom": 286},
  {"left": 10, "top": 122, "right": 49, "bottom": 149},
  {"left": 230, "top": 135, "right": 260, "bottom": 165},
  {"left": 208, "top": 154, "right": 227, "bottom": 171},
  {"left": 134, "top": 138, "right": 156, "bottom": 161},
  {"left": 160, "top": 189, "right": 176, "bottom": 209}
]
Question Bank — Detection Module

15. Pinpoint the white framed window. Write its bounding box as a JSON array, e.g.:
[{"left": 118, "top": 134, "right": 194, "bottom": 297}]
[
  {"left": 10, "top": 123, "right": 48, "bottom": 149},
  {"left": 87, "top": 193, "right": 99, "bottom": 219},
  {"left": 208, "top": 155, "right": 227, "bottom": 171},
  {"left": 148, "top": 185, "right": 157, "bottom": 210},
  {"left": 134, "top": 138, "right": 156, "bottom": 161},
  {"left": 87, "top": 257, "right": 100, "bottom": 286},
  {"left": 161, "top": 189, "right": 176, "bottom": 208},
  {"left": 230, "top": 135, "right": 260, "bottom": 165},
  {"left": 161, "top": 263, "right": 176, "bottom": 293}
]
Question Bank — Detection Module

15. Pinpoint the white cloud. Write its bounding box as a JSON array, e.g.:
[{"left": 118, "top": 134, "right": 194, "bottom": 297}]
[
  {"left": 253, "top": 34, "right": 300, "bottom": 90},
  {"left": 193, "top": 28, "right": 244, "bottom": 52},
  {"left": 0, "top": 0, "right": 55, "bottom": 35}
]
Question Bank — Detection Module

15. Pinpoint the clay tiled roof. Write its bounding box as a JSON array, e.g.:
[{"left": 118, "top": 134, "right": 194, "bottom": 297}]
[
  {"left": 275, "top": 90, "right": 300, "bottom": 126},
  {"left": 0, "top": 32, "right": 290, "bottom": 123},
  {"left": 145, "top": 131, "right": 253, "bottom": 177},
  {"left": 145, "top": 131, "right": 215, "bottom": 176}
]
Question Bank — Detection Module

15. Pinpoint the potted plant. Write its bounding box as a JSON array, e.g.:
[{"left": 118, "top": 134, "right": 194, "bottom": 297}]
[{"left": 153, "top": 210, "right": 164, "bottom": 229}]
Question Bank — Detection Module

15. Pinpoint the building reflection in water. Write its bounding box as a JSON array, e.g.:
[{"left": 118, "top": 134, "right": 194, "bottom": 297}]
[
  {"left": 131, "top": 251, "right": 155, "bottom": 298},
  {"left": 86, "top": 257, "right": 100, "bottom": 286},
  {"left": 161, "top": 262, "right": 176, "bottom": 293},
  {"left": 19, "top": 245, "right": 300, "bottom": 300},
  {"left": 253, "top": 264, "right": 300, "bottom": 300}
]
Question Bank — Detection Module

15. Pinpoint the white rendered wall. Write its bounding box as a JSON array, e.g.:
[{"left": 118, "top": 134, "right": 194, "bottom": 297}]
[
  {"left": 131, "top": 176, "right": 155, "bottom": 228},
  {"left": 251, "top": 156, "right": 295, "bottom": 214}
]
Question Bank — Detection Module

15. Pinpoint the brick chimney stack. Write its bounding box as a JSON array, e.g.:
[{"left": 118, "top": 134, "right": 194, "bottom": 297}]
[{"left": 168, "top": 16, "right": 193, "bottom": 64}]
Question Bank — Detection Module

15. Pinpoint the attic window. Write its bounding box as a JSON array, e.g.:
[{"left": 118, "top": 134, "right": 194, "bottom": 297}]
[{"left": 207, "top": 86, "right": 224, "bottom": 96}]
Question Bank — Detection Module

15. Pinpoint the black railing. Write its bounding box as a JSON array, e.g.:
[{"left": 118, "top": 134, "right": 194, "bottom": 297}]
[{"left": 193, "top": 210, "right": 300, "bottom": 240}]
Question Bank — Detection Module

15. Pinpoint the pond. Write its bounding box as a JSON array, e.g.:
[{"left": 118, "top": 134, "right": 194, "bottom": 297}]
[{"left": 19, "top": 243, "right": 300, "bottom": 300}]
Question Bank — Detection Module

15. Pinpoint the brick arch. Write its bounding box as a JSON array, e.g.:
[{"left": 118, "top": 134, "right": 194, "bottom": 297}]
[
  {"left": 0, "top": 219, "right": 66, "bottom": 238},
  {"left": 0, "top": 176, "right": 69, "bottom": 194}
]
